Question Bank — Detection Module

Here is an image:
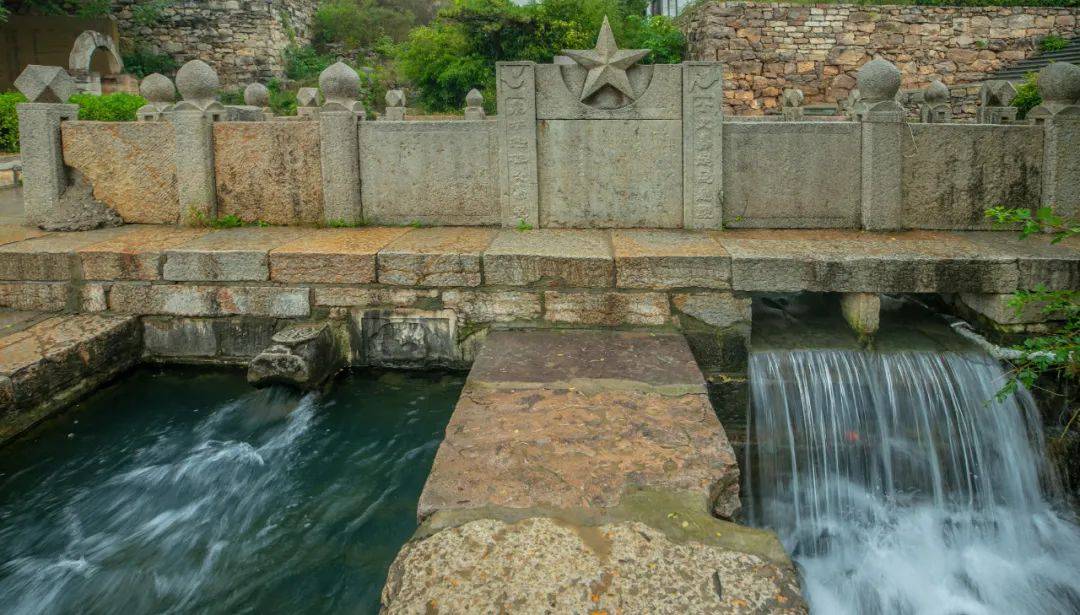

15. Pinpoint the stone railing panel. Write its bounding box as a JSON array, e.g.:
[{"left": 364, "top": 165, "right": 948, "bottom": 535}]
[
  {"left": 723, "top": 121, "right": 861, "bottom": 228},
  {"left": 359, "top": 121, "right": 500, "bottom": 226},
  {"left": 61, "top": 121, "right": 179, "bottom": 224},
  {"left": 213, "top": 122, "right": 323, "bottom": 225},
  {"left": 902, "top": 123, "right": 1044, "bottom": 230}
]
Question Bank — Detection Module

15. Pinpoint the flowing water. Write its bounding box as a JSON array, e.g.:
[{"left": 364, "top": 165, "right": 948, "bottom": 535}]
[
  {"left": 0, "top": 366, "right": 463, "bottom": 615},
  {"left": 747, "top": 298, "right": 1080, "bottom": 615}
]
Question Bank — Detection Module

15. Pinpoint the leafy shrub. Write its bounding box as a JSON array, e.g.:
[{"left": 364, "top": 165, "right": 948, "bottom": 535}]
[
  {"left": 218, "top": 89, "right": 244, "bottom": 105},
  {"left": 314, "top": 0, "right": 416, "bottom": 48},
  {"left": 1011, "top": 71, "right": 1041, "bottom": 120},
  {"left": 284, "top": 44, "right": 335, "bottom": 82},
  {"left": 131, "top": 0, "right": 174, "bottom": 27},
  {"left": 1040, "top": 35, "right": 1069, "bottom": 53},
  {"left": 0, "top": 92, "right": 27, "bottom": 153},
  {"left": 69, "top": 93, "right": 146, "bottom": 121},
  {"left": 122, "top": 47, "right": 179, "bottom": 79},
  {"left": 267, "top": 79, "right": 299, "bottom": 116}
]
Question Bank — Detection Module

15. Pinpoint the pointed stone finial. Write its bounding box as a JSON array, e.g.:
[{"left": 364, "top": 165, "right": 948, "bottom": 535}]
[
  {"left": 244, "top": 83, "right": 270, "bottom": 107},
  {"left": 382, "top": 89, "right": 406, "bottom": 121},
  {"left": 919, "top": 80, "right": 951, "bottom": 123},
  {"left": 174, "top": 60, "right": 223, "bottom": 116},
  {"left": 296, "top": 87, "right": 319, "bottom": 118},
  {"left": 562, "top": 16, "right": 650, "bottom": 104},
  {"left": 464, "top": 88, "right": 485, "bottom": 120},
  {"left": 856, "top": 58, "right": 901, "bottom": 103},
  {"left": 977, "top": 80, "right": 1018, "bottom": 124},
  {"left": 319, "top": 61, "right": 362, "bottom": 114},
  {"left": 137, "top": 73, "right": 176, "bottom": 121},
  {"left": 14, "top": 65, "right": 76, "bottom": 103}
]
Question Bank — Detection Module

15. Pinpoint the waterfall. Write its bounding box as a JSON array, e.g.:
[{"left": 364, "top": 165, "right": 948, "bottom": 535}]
[{"left": 747, "top": 349, "right": 1080, "bottom": 615}]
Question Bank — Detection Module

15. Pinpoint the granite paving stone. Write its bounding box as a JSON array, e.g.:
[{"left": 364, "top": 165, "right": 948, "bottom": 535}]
[
  {"left": 270, "top": 227, "right": 410, "bottom": 284},
  {"left": 377, "top": 227, "right": 497, "bottom": 287}
]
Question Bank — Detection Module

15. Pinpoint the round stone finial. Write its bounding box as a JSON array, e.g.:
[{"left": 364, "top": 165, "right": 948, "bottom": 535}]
[
  {"left": 139, "top": 73, "right": 175, "bottom": 103},
  {"left": 924, "top": 80, "right": 949, "bottom": 104},
  {"left": 856, "top": 58, "right": 901, "bottom": 102},
  {"left": 1037, "top": 62, "right": 1080, "bottom": 104},
  {"left": 319, "top": 61, "right": 360, "bottom": 104},
  {"left": 244, "top": 83, "right": 270, "bottom": 107},
  {"left": 466, "top": 88, "right": 483, "bottom": 107},
  {"left": 175, "top": 59, "right": 219, "bottom": 103},
  {"left": 385, "top": 89, "right": 404, "bottom": 107}
]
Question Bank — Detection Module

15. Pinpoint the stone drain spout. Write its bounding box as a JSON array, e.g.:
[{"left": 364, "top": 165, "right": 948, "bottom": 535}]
[{"left": 247, "top": 322, "right": 345, "bottom": 390}]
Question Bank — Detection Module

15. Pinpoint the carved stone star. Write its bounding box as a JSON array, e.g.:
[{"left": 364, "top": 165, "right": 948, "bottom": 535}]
[{"left": 562, "top": 16, "right": 650, "bottom": 103}]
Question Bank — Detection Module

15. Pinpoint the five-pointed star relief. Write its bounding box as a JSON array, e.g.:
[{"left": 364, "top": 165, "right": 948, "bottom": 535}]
[{"left": 562, "top": 16, "right": 650, "bottom": 103}]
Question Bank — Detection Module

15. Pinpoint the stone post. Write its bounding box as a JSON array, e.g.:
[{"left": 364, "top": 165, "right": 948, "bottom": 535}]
[
  {"left": 297, "top": 87, "right": 319, "bottom": 118},
  {"left": 136, "top": 73, "right": 176, "bottom": 121},
  {"left": 14, "top": 65, "right": 79, "bottom": 227},
  {"left": 464, "top": 89, "right": 486, "bottom": 120},
  {"left": 780, "top": 88, "right": 804, "bottom": 121},
  {"left": 976, "top": 80, "right": 1018, "bottom": 125},
  {"left": 858, "top": 59, "right": 905, "bottom": 231},
  {"left": 495, "top": 61, "right": 539, "bottom": 228},
  {"left": 682, "top": 62, "right": 724, "bottom": 229},
  {"left": 171, "top": 60, "right": 225, "bottom": 225},
  {"left": 242, "top": 82, "right": 273, "bottom": 120},
  {"left": 918, "top": 80, "right": 951, "bottom": 123},
  {"left": 382, "top": 89, "right": 406, "bottom": 121},
  {"left": 1029, "top": 63, "right": 1080, "bottom": 220},
  {"left": 840, "top": 292, "right": 880, "bottom": 346},
  {"left": 318, "top": 61, "right": 364, "bottom": 225}
]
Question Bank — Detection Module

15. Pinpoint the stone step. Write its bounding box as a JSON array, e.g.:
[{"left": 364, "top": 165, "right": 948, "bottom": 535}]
[
  {"left": 0, "top": 312, "right": 141, "bottom": 444},
  {"left": 381, "top": 329, "right": 806, "bottom": 613}
]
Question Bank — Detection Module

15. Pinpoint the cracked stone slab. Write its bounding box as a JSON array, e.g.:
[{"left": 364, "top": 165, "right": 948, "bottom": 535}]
[
  {"left": 382, "top": 516, "right": 806, "bottom": 615},
  {"left": 713, "top": 229, "right": 1021, "bottom": 293},
  {"left": 163, "top": 227, "right": 306, "bottom": 281},
  {"left": 78, "top": 225, "right": 211, "bottom": 280},
  {"left": 377, "top": 227, "right": 497, "bottom": 287},
  {"left": 0, "top": 226, "right": 134, "bottom": 281},
  {"left": 269, "top": 227, "right": 410, "bottom": 284},
  {"left": 613, "top": 229, "right": 731, "bottom": 289},
  {"left": 960, "top": 231, "right": 1080, "bottom": 291},
  {"left": 0, "top": 225, "right": 48, "bottom": 247},
  {"left": 483, "top": 229, "right": 613, "bottom": 287}
]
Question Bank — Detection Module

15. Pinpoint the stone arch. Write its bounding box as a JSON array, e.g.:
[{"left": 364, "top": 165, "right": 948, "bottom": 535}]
[{"left": 69, "top": 30, "right": 123, "bottom": 75}]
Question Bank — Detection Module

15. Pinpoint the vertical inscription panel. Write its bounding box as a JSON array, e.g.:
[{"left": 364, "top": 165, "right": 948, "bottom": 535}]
[
  {"left": 496, "top": 62, "right": 539, "bottom": 228},
  {"left": 682, "top": 62, "right": 724, "bottom": 230}
]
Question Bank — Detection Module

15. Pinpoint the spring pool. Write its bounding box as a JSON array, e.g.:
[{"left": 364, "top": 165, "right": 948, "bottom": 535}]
[{"left": 0, "top": 366, "right": 464, "bottom": 614}]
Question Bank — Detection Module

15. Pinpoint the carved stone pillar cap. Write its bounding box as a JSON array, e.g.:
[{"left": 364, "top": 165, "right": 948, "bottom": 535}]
[
  {"left": 385, "top": 89, "right": 405, "bottom": 108},
  {"left": 244, "top": 82, "right": 270, "bottom": 107},
  {"left": 319, "top": 61, "right": 360, "bottom": 106},
  {"left": 297, "top": 87, "right": 320, "bottom": 107},
  {"left": 175, "top": 60, "right": 220, "bottom": 104},
  {"left": 856, "top": 58, "right": 901, "bottom": 102},
  {"left": 140, "top": 73, "right": 176, "bottom": 103},
  {"left": 924, "top": 80, "right": 949, "bottom": 104},
  {"left": 1037, "top": 62, "right": 1080, "bottom": 104},
  {"left": 14, "top": 65, "right": 77, "bottom": 103},
  {"left": 466, "top": 88, "right": 484, "bottom": 107}
]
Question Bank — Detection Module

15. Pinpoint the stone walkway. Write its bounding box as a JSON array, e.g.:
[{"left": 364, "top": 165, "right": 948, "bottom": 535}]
[
  {"left": 381, "top": 329, "right": 806, "bottom": 613},
  {"left": 0, "top": 311, "right": 140, "bottom": 444}
]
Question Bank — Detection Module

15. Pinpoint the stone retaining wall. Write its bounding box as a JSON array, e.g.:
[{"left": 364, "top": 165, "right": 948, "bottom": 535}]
[{"left": 684, "top": 2, "right": 1079, "bottom": 116}]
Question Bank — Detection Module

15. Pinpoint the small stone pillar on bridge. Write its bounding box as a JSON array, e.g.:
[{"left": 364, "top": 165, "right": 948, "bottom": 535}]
[
  {"left": 780, "top": 88, "right": 804, "bottom": 121},
  {"left": 318, "top": 62, "right": 365, "bottom": 225},
  {"left": 296, "top": 87, "right": 319, "bottom": 118},
  {"left": 1029, "top": 62, "right": 1080, "bottom": 221},
  {"left": 382, "top": 89, "right": 407, "bottom": 121},
  {"left": 171, "top": 60, "right": 225, "bottom": 225},
  {"left": 919, "top": 80, "right": 951, "bottom": 123},
  {"left": 463, "top": 88, "right": 486, "bottom": 120},
  {"left": 976, "top": 80, "right": 1018, "bottom": 125},
  {"left": 858, "top": 58, "right": 905, "bottom": 231},
  {"left": 136, "top": 73, "right": 176, "bottom": 121}
]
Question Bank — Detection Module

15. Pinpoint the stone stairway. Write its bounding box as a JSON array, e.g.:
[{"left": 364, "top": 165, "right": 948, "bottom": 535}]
[
  {"left": 989, "top": 36, "right": 1080, "bottom": 81},
  {"left": 380, "top": 329, "right": 806, "bottom": 612}
]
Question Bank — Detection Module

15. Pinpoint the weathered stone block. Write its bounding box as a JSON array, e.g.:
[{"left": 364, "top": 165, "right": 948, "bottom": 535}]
[
  {"left": 613, "top": 229, "right": 730, "bottom": 289},
  {"left": 269, "top": 227, "right": 409, "bottom": 284},
  {"left": 78, "top": 225, "right": 211, "bottom": 280},
  {"left": 163, "top": 227, "right": 305, "bottom": 281},
  {"left": 80, "top": 283, "right": 108, "bottom": 312},
  {"left": 537, "top": 119, "right": 683, "bottom": 228},
  {"left": 0, "top": 282, "right": 68, "bottom": 311},
  {"left": 962, "top": 231, "right": 1080, "bottom": 291},
  {"left": 377, "top": 227, "right": 497, "bottom": 287},
  {"left": 353, "top": 308, "right": 459, "bottom": 368},
  {"left": 840, "top": 292, "right": 880, "bottom": 342},
  {"left": 359, "top": 122, "right": 500, "bottom": 226},
  {"left": 213, "top": 122, "right": 324, "bottom": 225},
  {"left": 483, "top": 229, "right": 613, "bottom": 287},
  {"left": 312, "top": 287, "right": 439, "bottom": 309},
  {"left": 0, "top": 227, "right": 130, "bottom": 280},
  {"left": 214, "top": 317, "right": 282, "bottom": 358},
  {"left": 441, "top": 289, "right": 541, "bottom": 323},
  {"left": 109, "top": 283, "right": 216, "bottom": 316},
  {"left": 959, "top": 293, "right": 1065, "bottom": 325},
  {"left": 248, "top": 322, "right": 344, "bottom": 389},
  {"left": 142, "top": 317, "right": 218, "bottom": 357},
  {"left": 0, "top": 225, "right": 48, "bottom": 247},
  {"left": 543, "top": 291, "right": 670, "bottom": 326},
  {"left": 216, "top": 286, "right": 310, "bottom": 318},
  {"left": 61, "top": 122, "right": 180, "bottom": 224},
  {"left": 672, "top": 291, "right": 751, "bottom": 328}
]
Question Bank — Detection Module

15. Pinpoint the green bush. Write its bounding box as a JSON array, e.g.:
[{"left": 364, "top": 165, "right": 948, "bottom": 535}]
[
  {"left": 0, "top": 92, "right": 27, "bottom": 153},
  {"left": 122, "top": 47, "right": 179, "bottom": 79},
  {"left": 1012, "top": 71, "right": 1041, "bottom": 120},
  {"left": 284, "top": 44, "right": 335, "bottom": 82},
  {"left": 397, "top": 0, "right": 686, "bottom": 113},
  {"left": 1040, "top": 35, "right": 1070, "bottom": 53},
  {"left": 69, "top": 93, "right": 147, "bottom": 121},
  {"left": 268, "top": 79, "right": 299, "bottom": 116},
  {"left": 314, "top": 0, "right": 416, "bottom": 48}
]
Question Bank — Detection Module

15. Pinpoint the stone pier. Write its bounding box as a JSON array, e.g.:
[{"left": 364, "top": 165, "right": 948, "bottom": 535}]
[{"left": 380, "top": 329, "right": 806, "bottom": 613}]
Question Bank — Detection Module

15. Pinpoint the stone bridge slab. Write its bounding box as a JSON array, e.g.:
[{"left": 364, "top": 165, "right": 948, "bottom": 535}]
[{"left": 417, "top": 329, "right": 741, "bottom": 521}]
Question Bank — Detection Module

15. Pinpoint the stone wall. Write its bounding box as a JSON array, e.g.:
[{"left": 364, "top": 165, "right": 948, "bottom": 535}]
[
  {"left": 684, "top": 2, "right": 1079, "bottom": 116},
  {"left": 112, "top": 0, "right": 318, "bottom": 87}
]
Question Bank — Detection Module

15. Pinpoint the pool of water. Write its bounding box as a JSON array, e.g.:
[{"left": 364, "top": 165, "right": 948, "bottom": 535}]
[{"left": 0, "top": 366, "right": 464, "bottom": 615}]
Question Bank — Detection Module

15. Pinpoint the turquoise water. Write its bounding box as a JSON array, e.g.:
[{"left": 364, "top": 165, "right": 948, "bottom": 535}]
[{"left": 0, "top": 367, "right": 464, "bottom": 614}]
